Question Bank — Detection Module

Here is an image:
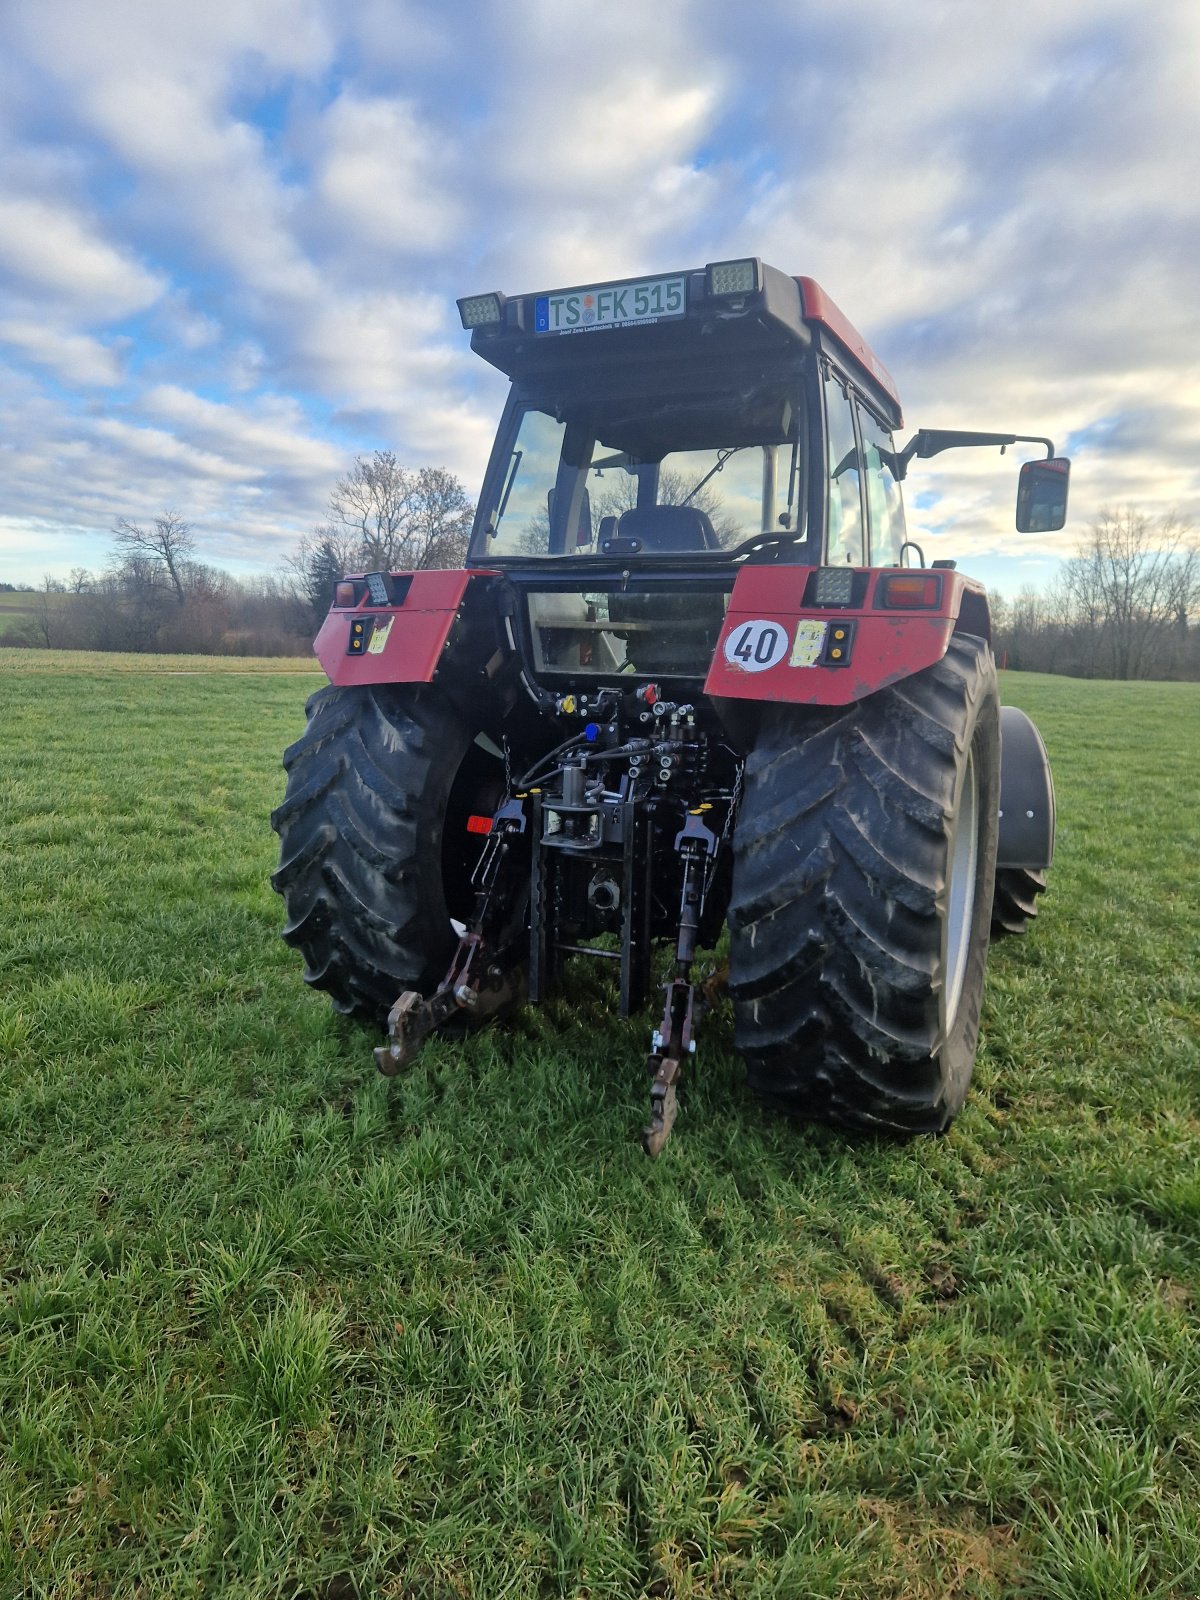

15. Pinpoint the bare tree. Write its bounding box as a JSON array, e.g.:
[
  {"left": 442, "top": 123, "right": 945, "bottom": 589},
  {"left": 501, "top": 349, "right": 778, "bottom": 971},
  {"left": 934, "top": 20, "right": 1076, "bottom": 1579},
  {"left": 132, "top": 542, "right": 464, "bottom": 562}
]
[
  {"left": 29, "top": 575, "right": 62, "bottom": 648},
  {"left": 324, "top": 452, "right": 473, "bottom": 571},
  {"left": 111, "top": 511, "right": 195, "bottom": 608},
  {"left": 406, "top": 466, "right": 473, "bottom": 568},
  {"left": 327, "top": 452, "right": 415, "bottom": 570},
  {"left": 290, "top": 453, "right": 474, "bottom": 619},
  {"left": 1060, "top": 508, "right": 1197, "bottom": 679}
]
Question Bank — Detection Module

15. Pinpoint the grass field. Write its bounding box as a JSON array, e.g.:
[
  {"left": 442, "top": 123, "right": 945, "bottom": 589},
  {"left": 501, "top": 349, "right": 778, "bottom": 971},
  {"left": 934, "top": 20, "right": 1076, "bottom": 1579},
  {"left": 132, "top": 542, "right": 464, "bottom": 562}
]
[{"left": 1, "top": 650, "right": 1198, "bottom": 1599}]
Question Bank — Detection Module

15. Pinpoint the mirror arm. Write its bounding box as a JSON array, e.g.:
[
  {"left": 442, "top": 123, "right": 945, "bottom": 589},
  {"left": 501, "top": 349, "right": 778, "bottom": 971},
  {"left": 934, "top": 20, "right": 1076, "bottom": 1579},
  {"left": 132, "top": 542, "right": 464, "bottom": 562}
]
[{"left": 896, "top": 429, "right": 1056, "bottom": 480}]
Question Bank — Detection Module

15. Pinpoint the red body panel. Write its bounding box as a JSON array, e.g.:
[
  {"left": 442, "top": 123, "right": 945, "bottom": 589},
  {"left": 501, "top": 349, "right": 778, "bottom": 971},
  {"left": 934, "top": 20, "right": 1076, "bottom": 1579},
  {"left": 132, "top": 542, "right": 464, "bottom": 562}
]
[
  {"left": 796, "top": 277, "right": 903, "bottom": 419},
  {"left": 704, "top": 566, "right": 984, "bottom": 707},
  {"left": 315, "top": 569, "right": 477, "bottom": 686}
]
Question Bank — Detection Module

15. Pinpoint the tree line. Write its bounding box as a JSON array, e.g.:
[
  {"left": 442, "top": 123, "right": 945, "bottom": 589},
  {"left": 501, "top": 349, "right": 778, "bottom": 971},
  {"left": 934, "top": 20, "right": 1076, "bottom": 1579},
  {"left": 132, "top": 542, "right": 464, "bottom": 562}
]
[
  {"left": 5, "top": 462, "right": 1197, "bottom": 679},
  {"left": 5, "top": 452, "right": 472, "bottom": 657},
  {"left": 991, "top": 509, "right": 1199, "bottom": 680}
]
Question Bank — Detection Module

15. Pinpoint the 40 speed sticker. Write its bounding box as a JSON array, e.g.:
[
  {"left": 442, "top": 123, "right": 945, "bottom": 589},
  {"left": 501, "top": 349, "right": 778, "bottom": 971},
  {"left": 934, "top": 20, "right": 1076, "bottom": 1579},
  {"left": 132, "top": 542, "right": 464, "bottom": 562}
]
[{"left": 722, "top": 618, "right": 790, "bottom": 672}]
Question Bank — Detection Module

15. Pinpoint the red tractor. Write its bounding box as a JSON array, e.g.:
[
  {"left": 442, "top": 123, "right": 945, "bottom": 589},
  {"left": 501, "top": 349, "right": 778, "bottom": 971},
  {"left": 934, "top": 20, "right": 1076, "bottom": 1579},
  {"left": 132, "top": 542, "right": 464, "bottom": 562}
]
[{"left": 272, "top": 259, "right": 1068, "bottom": 1154}]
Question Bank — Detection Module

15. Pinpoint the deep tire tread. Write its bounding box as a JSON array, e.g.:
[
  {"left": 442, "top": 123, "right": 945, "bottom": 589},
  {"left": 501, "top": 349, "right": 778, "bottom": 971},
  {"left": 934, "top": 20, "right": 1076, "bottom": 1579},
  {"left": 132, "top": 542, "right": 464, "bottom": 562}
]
[
  {"left": 991, "top": 866, "right": 1047, "bottom": 937},
  {"left": 729, "top": 634, "right": 1000, "bottom": 1134},
  {"left": 271, "top": 685, "right": 468, "bottom": 1020}
]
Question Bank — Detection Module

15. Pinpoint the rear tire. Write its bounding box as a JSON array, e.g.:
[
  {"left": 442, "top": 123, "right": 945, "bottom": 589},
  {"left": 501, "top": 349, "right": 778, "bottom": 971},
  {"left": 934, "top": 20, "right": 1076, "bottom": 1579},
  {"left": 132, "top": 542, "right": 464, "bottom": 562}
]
[
  {"left": 991, "top": 866, "right": 1047, "bottom": 937},
  {"left": 728, "top": 633, "right": 1000, "bottom": 1134},
  {"left": 270, "top": 684, "right": 481, "bottom": 1022}
]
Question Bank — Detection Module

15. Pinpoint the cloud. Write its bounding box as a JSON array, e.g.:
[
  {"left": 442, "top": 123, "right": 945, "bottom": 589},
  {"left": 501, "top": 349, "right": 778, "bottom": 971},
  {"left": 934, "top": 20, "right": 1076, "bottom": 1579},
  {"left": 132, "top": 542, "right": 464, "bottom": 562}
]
[
  {"left": 141, "top": 384, "right": 344, "bottom": 478},
  {"left": 0, "top": 196, "right": 165, "bottom": 320},
  {"left": 0, "top": 321, "right": 126, "bottom": 386},
  {"left": 309, "top": 94, "right": 464, "bottom": 256},
  {"left": 6, "top": 2, "right": 326, "bottom": 304},
  {"left": 1, "top": 0, "right": 1199, "bottom": 587}
]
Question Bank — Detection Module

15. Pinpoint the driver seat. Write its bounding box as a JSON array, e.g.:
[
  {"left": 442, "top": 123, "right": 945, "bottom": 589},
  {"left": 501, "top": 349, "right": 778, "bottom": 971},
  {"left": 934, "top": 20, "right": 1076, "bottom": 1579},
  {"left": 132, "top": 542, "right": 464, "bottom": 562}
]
[{"left": 614, "top": 504, "right": 720, "bottom": 551}]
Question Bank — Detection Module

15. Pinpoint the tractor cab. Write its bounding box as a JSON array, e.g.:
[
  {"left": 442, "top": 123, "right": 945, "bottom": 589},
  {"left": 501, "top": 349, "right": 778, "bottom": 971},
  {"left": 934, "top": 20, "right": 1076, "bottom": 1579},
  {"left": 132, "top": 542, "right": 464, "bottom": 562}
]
[
  {"left": 461, "top": 260, "right": 905, "bottom": 574},
  {"left": 459, "top": 261, "right": 907, "bottom": 690},
  {"left": 461, "top": 257, "right": 1069, "bottom": 573},
  {"left": 458, "top": 259, "right": 1068, "bottom": 697}
]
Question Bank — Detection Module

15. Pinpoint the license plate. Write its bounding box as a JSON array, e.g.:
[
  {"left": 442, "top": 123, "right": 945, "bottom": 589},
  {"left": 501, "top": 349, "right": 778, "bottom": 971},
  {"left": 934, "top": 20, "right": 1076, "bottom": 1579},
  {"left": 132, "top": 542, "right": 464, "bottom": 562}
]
[{"left": 534, "top": 275, "right": 687, "bottom": 335}]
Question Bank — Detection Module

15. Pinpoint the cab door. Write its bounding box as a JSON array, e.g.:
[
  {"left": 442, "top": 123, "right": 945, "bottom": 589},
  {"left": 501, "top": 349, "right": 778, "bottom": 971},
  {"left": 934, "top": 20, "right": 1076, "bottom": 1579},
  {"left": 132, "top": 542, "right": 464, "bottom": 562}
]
[{"left": 821, "top": 368, "right": 865, "bottom": 566}]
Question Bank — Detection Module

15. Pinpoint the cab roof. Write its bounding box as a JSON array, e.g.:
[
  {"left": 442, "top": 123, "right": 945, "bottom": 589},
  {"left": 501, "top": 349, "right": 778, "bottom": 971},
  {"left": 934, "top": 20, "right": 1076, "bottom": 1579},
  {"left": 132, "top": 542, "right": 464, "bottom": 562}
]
[{"left": 463, "top": 259, "right": 902, "bottom": 427}]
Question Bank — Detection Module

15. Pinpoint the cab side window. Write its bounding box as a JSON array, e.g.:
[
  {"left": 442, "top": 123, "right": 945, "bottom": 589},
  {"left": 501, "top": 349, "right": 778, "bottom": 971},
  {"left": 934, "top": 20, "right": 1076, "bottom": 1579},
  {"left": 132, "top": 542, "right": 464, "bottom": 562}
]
[
  {"left": 824, "top": 375, "right": 864, "bottom": 565},
  {"left": 858, "top": 408, "right": 907, "bottom": 566}
]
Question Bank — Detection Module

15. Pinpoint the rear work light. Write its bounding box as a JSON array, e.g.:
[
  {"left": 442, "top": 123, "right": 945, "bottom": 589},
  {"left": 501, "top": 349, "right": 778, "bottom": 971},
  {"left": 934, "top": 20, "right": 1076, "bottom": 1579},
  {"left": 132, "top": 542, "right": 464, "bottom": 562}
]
[
  {"left": 877, "top": 573, "right": 943, "bottom": 609},
  {"left": 810, "top": 566, "right": 857, "bottom": 607},
  {"left": 705, "top": 258, "right": 761, "bottom": 298},
  {"left": 364, "top": 571, "right": 391, "bottom": 606},
  {"left": 457, "top": 291, "right": 506, "bottom": 329}
]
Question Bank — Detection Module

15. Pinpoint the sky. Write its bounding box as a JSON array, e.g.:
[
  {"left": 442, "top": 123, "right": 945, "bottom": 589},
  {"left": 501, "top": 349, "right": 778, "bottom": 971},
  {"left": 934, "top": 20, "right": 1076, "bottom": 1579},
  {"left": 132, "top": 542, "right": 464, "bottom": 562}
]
[{"left": 1, "top": 0, "right": 1197, "bottom": 598}]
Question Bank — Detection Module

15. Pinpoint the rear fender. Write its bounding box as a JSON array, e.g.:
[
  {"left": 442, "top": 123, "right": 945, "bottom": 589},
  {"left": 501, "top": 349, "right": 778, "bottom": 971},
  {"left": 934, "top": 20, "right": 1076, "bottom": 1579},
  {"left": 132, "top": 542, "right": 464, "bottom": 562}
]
[
  {"left": 314, "top": 569, "right": 498, "bottom": 687},
  {"left": 703, "top": 565, "right": 991, "bottom": 708},
  {"left": 997, "top": 706, "right": 1055, "bottom": 868}
]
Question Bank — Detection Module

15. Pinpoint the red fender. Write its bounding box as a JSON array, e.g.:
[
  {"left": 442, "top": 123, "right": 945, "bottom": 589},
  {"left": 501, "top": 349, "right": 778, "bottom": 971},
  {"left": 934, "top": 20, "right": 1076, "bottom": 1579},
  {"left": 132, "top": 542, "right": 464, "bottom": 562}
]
[
  {"left": 703, "top": 566, "right": 990, "bottom": 707},
  {"left": 314, "top": 570, "right": 490, "bottom": 687}
]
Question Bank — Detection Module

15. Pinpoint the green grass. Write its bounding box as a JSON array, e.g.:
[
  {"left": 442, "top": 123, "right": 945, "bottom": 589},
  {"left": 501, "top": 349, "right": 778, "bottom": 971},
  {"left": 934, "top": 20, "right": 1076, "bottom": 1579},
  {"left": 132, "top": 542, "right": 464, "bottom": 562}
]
[{"left": 1, "top": 656, "right": 1197, "bottom": 1599}]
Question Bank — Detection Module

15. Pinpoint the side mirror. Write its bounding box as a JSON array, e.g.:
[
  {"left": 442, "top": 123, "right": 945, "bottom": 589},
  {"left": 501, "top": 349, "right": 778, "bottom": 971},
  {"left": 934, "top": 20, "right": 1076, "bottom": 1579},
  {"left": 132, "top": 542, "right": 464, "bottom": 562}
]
[
  {"left": 546, "top": 485, "right": 594, "bottom": 549},
  {"left": 1016, "top": 457, "right": 1071, "bottom": 533}
]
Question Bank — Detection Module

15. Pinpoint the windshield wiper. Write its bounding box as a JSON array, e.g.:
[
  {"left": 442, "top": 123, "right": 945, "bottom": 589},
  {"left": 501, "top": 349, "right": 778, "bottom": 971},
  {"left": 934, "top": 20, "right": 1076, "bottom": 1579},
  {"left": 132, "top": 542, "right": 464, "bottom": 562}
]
[{"left": 679, "top": 447, "right": 742, "bottom": 506}]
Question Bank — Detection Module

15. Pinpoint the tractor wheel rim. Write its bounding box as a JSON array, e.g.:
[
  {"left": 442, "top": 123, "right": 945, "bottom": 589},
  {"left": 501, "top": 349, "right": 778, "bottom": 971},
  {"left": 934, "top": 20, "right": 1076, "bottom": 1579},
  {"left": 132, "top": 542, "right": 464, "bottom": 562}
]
[{"left": 945, "top": 744, "right": 980, "bottom": 1030}]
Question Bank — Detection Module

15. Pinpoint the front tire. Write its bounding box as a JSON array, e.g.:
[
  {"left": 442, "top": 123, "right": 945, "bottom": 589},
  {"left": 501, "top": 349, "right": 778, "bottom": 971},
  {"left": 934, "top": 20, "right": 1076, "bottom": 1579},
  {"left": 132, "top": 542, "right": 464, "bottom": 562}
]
[
  {"left": 991, "top": 866, "right": 1047, "bottom": 937},
  {"left": 728, "top": 633, "right": 1001, "bottom": 1134},
  {"left": 270, "top": 684, "right": 481, "bottom": 1021}
]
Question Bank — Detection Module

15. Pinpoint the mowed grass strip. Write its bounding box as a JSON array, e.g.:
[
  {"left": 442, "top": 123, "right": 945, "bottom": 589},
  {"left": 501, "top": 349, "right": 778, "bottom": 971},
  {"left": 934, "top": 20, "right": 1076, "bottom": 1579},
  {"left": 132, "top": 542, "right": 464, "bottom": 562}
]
[
  {"left": 1, "top": 654, "right": 1198, "bottom": 1599},
  {"left": 0, "top": 645, "right": 321, "bottom": 674}
]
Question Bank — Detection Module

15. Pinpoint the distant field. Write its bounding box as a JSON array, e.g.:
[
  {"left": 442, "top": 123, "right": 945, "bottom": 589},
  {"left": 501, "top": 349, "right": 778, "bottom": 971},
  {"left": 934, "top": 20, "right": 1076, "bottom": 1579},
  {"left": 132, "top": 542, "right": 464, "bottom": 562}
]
[
  {"left": 0, "top": 590, "right": 80, "bottom": 645},
  {"left": 1, "top": 654, "right": 1197, "bottom": 1598},
  {"left": 0, "top": 645, "right": 319, "bottom": 675},
  {"left": 0, "top": 591, "right": 51, "bottom": 638}
]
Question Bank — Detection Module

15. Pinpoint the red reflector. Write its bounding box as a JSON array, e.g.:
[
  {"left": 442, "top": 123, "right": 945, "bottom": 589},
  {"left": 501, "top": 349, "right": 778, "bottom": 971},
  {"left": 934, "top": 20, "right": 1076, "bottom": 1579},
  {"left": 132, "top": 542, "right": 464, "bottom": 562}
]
[
  {"left": 878, "top": 573, "right": 942, "bottom": 609},
  {"left": 466, "top": 815, "right": 493, "bottom": 835}
]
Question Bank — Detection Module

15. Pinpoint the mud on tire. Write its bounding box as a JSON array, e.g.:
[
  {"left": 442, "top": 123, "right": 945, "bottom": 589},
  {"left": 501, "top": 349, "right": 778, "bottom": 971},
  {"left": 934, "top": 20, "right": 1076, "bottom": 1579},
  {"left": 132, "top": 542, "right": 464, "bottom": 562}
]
[
  {"left": 271, "top": 684, "right": 487, "bottom": 1022},
  {"left": 728, "top": 633, "right": 1001, "bottom": 1134}
]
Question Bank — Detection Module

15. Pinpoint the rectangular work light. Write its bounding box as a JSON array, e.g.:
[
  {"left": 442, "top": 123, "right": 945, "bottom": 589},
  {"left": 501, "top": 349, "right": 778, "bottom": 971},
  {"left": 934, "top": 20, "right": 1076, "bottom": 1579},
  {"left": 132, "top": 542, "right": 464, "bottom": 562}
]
[
  {"left": 456, "top": 291, "right": 506, "bottom": 329},
  {"left": 705, "top": 258, "right": 762, "bottom": 298},
  {"left": 809, "top": 566, "right": 857, "bottom": 607},
  {"left": 364, "top": 571, "right": 391, "bottom": 606}
]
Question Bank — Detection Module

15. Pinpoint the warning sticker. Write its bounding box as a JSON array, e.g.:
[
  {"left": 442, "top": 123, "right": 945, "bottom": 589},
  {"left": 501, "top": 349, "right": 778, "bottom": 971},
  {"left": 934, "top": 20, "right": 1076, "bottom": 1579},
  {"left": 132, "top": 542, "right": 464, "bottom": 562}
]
[
  {"left": 366, "top": 616, "right": 394, "bottom": 655},
  {"left": 789, "top": 619, "right": 828, "bottom": 668}
]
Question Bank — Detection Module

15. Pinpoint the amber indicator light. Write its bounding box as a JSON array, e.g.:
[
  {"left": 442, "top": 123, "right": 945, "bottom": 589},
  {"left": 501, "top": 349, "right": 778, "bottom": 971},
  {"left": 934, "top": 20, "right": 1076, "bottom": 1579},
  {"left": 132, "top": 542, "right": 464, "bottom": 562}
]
[
  {"left": 817, "top": 618, "right": 856, "bottom": 667},
  {"left": 877, "top": 574, "right": 943, "bottom": 609}
]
